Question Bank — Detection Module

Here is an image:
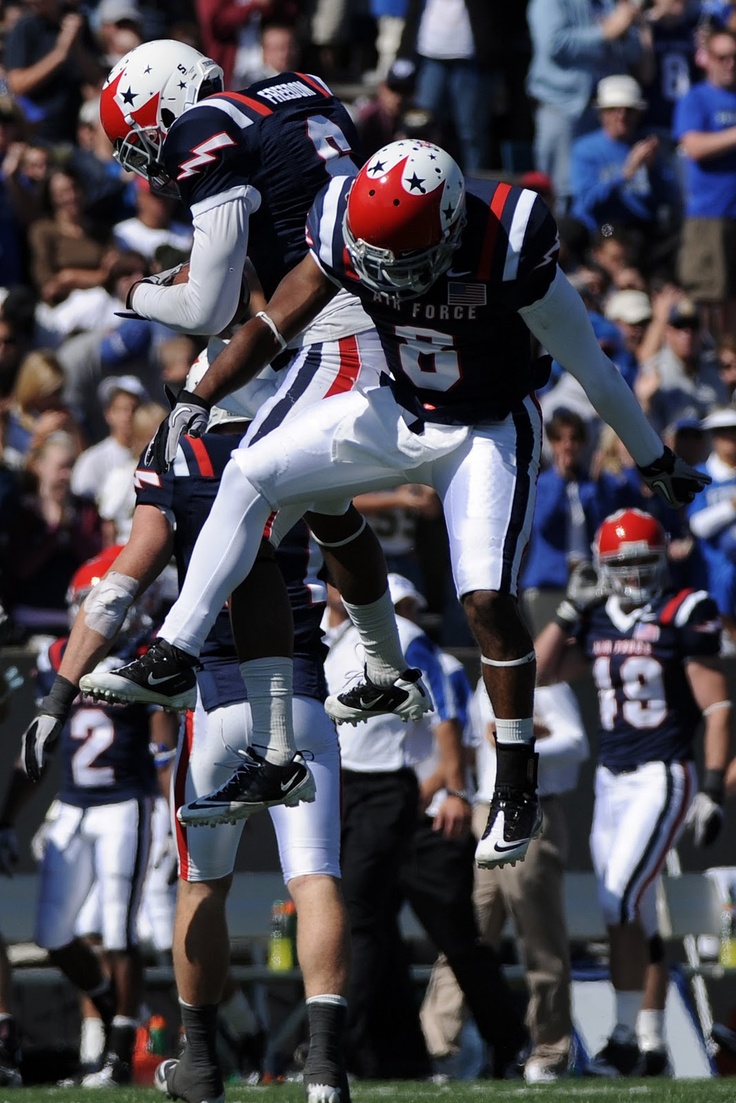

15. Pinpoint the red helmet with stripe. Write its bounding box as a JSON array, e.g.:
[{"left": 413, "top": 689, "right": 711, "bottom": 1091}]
[
  {"left": 344, "top": 140, "right": 466, "bottom": 299},
  {"left": 594, "top": 508, "right": 668, "bottom": 605}
]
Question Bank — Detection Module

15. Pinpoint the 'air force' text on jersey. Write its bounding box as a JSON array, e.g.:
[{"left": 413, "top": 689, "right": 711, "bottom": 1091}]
[{"left": 307, "top": 178, "right": 559, "bottom": 425}]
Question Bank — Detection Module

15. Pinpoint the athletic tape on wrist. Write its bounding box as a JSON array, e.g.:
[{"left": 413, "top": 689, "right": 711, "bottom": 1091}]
[{"left": 255, "top": 311, "right": 287, "bottom": 351}]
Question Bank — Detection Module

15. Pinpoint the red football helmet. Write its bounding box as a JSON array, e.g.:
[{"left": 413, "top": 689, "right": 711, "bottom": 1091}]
[
  {"left": 99, "top": 39, "right": 223, "bottom": 195},
  {"left": 344, "top": 140, "right": 465, "bottom": 299},
  {"left": 594, "top": 508, "right": 668, "bottom": 605}
]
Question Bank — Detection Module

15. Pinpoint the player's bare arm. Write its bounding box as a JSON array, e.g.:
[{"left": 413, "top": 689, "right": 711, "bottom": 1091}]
[
  {"left": 57, "top": 505, "right": 174, "bottom": 689},
  {"left": 685, "top": 657, "right": 732, "bottom": 774}
]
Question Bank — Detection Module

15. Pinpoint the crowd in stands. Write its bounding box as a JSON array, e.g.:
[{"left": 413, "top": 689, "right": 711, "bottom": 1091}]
[{"left": 0, "top": 0, "right": 736, "bottom": 1088}]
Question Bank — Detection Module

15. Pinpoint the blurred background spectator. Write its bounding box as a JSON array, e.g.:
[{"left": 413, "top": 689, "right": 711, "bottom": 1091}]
[
  {"left": 0, "top": 430, "right": 101, "bottom": 639},
  {"left": 3, "top": 0, "right": 102, "bottom": 148},
  {"left": 28, "top": 166, "right": 112, "bottom": 305}
]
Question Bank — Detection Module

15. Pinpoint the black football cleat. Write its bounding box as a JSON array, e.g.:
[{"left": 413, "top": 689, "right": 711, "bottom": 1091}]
[
  {"left": 178, "top": 748, "right": 316, "bottom": 826},
  {"left": 325, "top": 666, "right": 432, "bottom": 725},
  {"left": 587, "top": 1031, "right": 644, "bottom": 1078},
  {"left": 475, "top": 744, "right": 542, "bottom": 868},
  {"left": 154, "top": 1056, "right": 224, "bottom": 1103},
  {"left": 80, "top": 638, "right": 197, "bottom": 710}
]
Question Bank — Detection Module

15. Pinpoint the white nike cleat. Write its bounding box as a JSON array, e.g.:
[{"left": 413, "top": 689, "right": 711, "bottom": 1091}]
[
  {"left": 325, "top": 666, "right": 432, "bottom": 726},
  {"left": 178, "top": 749, "right": 316, "bottom": 826},
  {"left": 79, "top": 638, "right": 197, "bottom": 710}
]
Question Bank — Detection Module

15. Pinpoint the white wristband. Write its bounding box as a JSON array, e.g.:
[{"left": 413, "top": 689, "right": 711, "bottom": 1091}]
[
  {"left": 255, "top": 311, "right": 287, "bottom": 351},
  {"left": 703, "top": 700, "right": 732, "bottom": 717}
]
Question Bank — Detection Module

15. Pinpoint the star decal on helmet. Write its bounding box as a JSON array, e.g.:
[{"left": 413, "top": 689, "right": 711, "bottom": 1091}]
[
  {"left": 178, "top": 80, "right": 187, "bottom": 89},
  {"left": 368, "top": 159, "right": 385, "bottom": 175},
  {"left": 406, "top": 172, "right": 426, "bottom": 192},
  {"left": 443, "top": 202, "right": 455, "bottom": 221},
  {"left": 144, "top": 65, "right": 152, "bottom": 74},
  {"left": 121, "top": 86, "right": 137, "bottom": 105}
]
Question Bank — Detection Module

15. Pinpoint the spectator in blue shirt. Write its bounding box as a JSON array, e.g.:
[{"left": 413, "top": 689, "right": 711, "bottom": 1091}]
[
  {"left": 521, "top": 408, "right": 628, "bottom": 634},
  {"left": 673, "top": 26, "right": 736, "bottom": 336},
  {"left": 686, "top": 405, "right": 736, "bottom": 640},
  {"left": 525, "top": 0, "right": 646, "bottom": 216},
  {"left": 569, "top": 74, "right": 681, "bottom": 277}
]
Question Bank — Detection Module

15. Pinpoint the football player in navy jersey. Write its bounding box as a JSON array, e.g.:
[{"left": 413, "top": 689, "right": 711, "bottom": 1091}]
[
  {"left": 88, "top": 138, "right": 711, "bottom": 870},
  {"left": 535, "top": 508, "right": 732, "bottom": 1077},
  {"left": 18, "top": 363, "right": 352, "bottom": 1103},
  {"left": 0, "top": 546, "right": 174, "bottom": 1087},
  {"left": 91, "top": 40, "right": 431, "bottom": 800}
]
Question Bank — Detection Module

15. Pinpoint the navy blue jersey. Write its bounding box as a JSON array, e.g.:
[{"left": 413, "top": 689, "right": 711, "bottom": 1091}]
[
  {"left": 307, "top": 177, "right": 559, "bottom": 425},
  {"left": 134, "top": 432, "right": 327, "bottom": 710},
  {"left": 36, "top": 638, "right": 158, "bottom": 808},
  {"left": 577, "top": 589, "right": 721, "bottom": 770},
  {"left": 163, "top": 73, "right": 363, "bottom": 297}
]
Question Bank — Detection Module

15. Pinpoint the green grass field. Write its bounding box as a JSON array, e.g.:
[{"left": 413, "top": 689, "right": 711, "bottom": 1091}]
[{"left": 3, "top": 1079, "right": 736, "bottom": 1103}]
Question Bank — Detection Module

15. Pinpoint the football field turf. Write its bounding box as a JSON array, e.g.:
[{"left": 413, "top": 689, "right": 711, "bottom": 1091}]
[{"left": 5, "top": 1080, "right": 736, "bottom": 1102}]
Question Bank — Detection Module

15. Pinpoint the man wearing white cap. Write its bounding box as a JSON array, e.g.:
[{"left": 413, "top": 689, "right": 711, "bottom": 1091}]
[
  {"left": 604, "top": 288, "right": 653, "bottom": 389},
  {"left": 569, "top": 74, "right": 680, "bottom": 273},
  {"left": 71, "top": 375, "right": 148, "bottom": 503}
]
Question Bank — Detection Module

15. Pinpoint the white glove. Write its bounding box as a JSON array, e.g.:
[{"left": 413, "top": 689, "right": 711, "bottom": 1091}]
[
  {"left": 144, "top": 386, "right": 211, "bottom": 473},
  {"left": 637, "top": 446, "right": 711, "bottom": 507},
  {"left": 0, "top": 827, "right": 18, "bottom": 877},
  {"left": 30, "top": 798, "right": 61, "bottom": 864},
  {"left": 686, "top": 791, "right": 724, "bottom": 847}
]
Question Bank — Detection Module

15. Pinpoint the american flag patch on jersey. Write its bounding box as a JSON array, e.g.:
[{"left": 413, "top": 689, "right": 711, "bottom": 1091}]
[
  {"left": 448, "top": 282, "right": 487, "bottom": 306},
  {"left": 634, "top": 623, "right": 660, "bottom": 642}
]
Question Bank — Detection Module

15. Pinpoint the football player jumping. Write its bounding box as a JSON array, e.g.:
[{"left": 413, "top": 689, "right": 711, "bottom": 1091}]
[
  {"left": 78, "top": 40, "right": 433, "bottom": 811},
  {"left": 82, "top": 139, "right": 710, "bottom": 871},
  {"left": 535, "top": 508, "right": 732, "bottom": 1076}
]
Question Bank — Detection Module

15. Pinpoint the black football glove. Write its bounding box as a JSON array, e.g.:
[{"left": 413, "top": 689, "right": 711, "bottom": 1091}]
[
  {"left": 21, "top": 713, "right": 64, "bottom": 783},
  {"left": 637, "top": 446, "right": 711, "bottom": 507},
  {"left": 145, "top": 385, "right": 211, "bottom": 473},
  {"left": 554, "top": 562, "right": 605, "bottom": 633},
  {"left": 21, "top": 674, "right": 77, "bottom": 782},
  {"left": 686, "top": 769, "right": 725, "bottom": 847}
]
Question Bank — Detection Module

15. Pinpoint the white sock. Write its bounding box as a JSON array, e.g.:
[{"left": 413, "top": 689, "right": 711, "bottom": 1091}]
[
  {"left": 80, "top": 1017, "right": 106, "bottom": 1066},
  {"left": 239, "top": 657, "right": 295, "bottom": 765},
  {"left": 614, "top": 991, "right": 643, "bottom": 1038},
  {"left": 219, "top": 987, "right": 258, "bottom": 1038},
  {"left": 494, "top": 718, "right": 534, "bottom": 745},
  {"left": 637, "top": 1008, "right": 665, "bottom": 1052},
  {"left": 342, "top": 590, "right": 407, "bottom": 685}
]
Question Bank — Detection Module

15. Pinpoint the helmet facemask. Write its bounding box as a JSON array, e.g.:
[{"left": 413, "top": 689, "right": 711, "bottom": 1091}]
[
  {"left": 344, "top": 208, "right": 464, "bottom": 300},
  {"left": 598, "top": 550, "right": 668, "bottom": 606}
]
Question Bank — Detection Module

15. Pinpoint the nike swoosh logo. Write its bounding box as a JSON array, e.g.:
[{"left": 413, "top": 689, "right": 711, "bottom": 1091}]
[
  {"left": 493, "top": 840, "right": 523, "bottom": 853},
  {"left": 147, "top": 672, "right": 183, "bottom": 686},
  {"left": 280, "top": 773, "right": 301, "bottom": 791},
  {"left": 447, "top": 269, "right": 471, "bottom": 278},
  {"left": 358, "top": 693, "right": 393, "bottom": 710}
]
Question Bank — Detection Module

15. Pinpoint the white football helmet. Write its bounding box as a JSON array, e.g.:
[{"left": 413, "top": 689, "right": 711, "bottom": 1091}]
[
  {"left": 100, "top": 39, "right": 224, "bottom": 195},
  {"left": 594, "top": 508, "right": 669, "bottom": 606},
  {"left": 344, "top": 139, "right": 466, "bottom": 299}
]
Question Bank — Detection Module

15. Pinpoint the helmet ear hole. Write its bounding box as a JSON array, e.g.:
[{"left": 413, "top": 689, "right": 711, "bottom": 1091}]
[{"left": 160, "top": 108, "right": 176, "bottom": 130}]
